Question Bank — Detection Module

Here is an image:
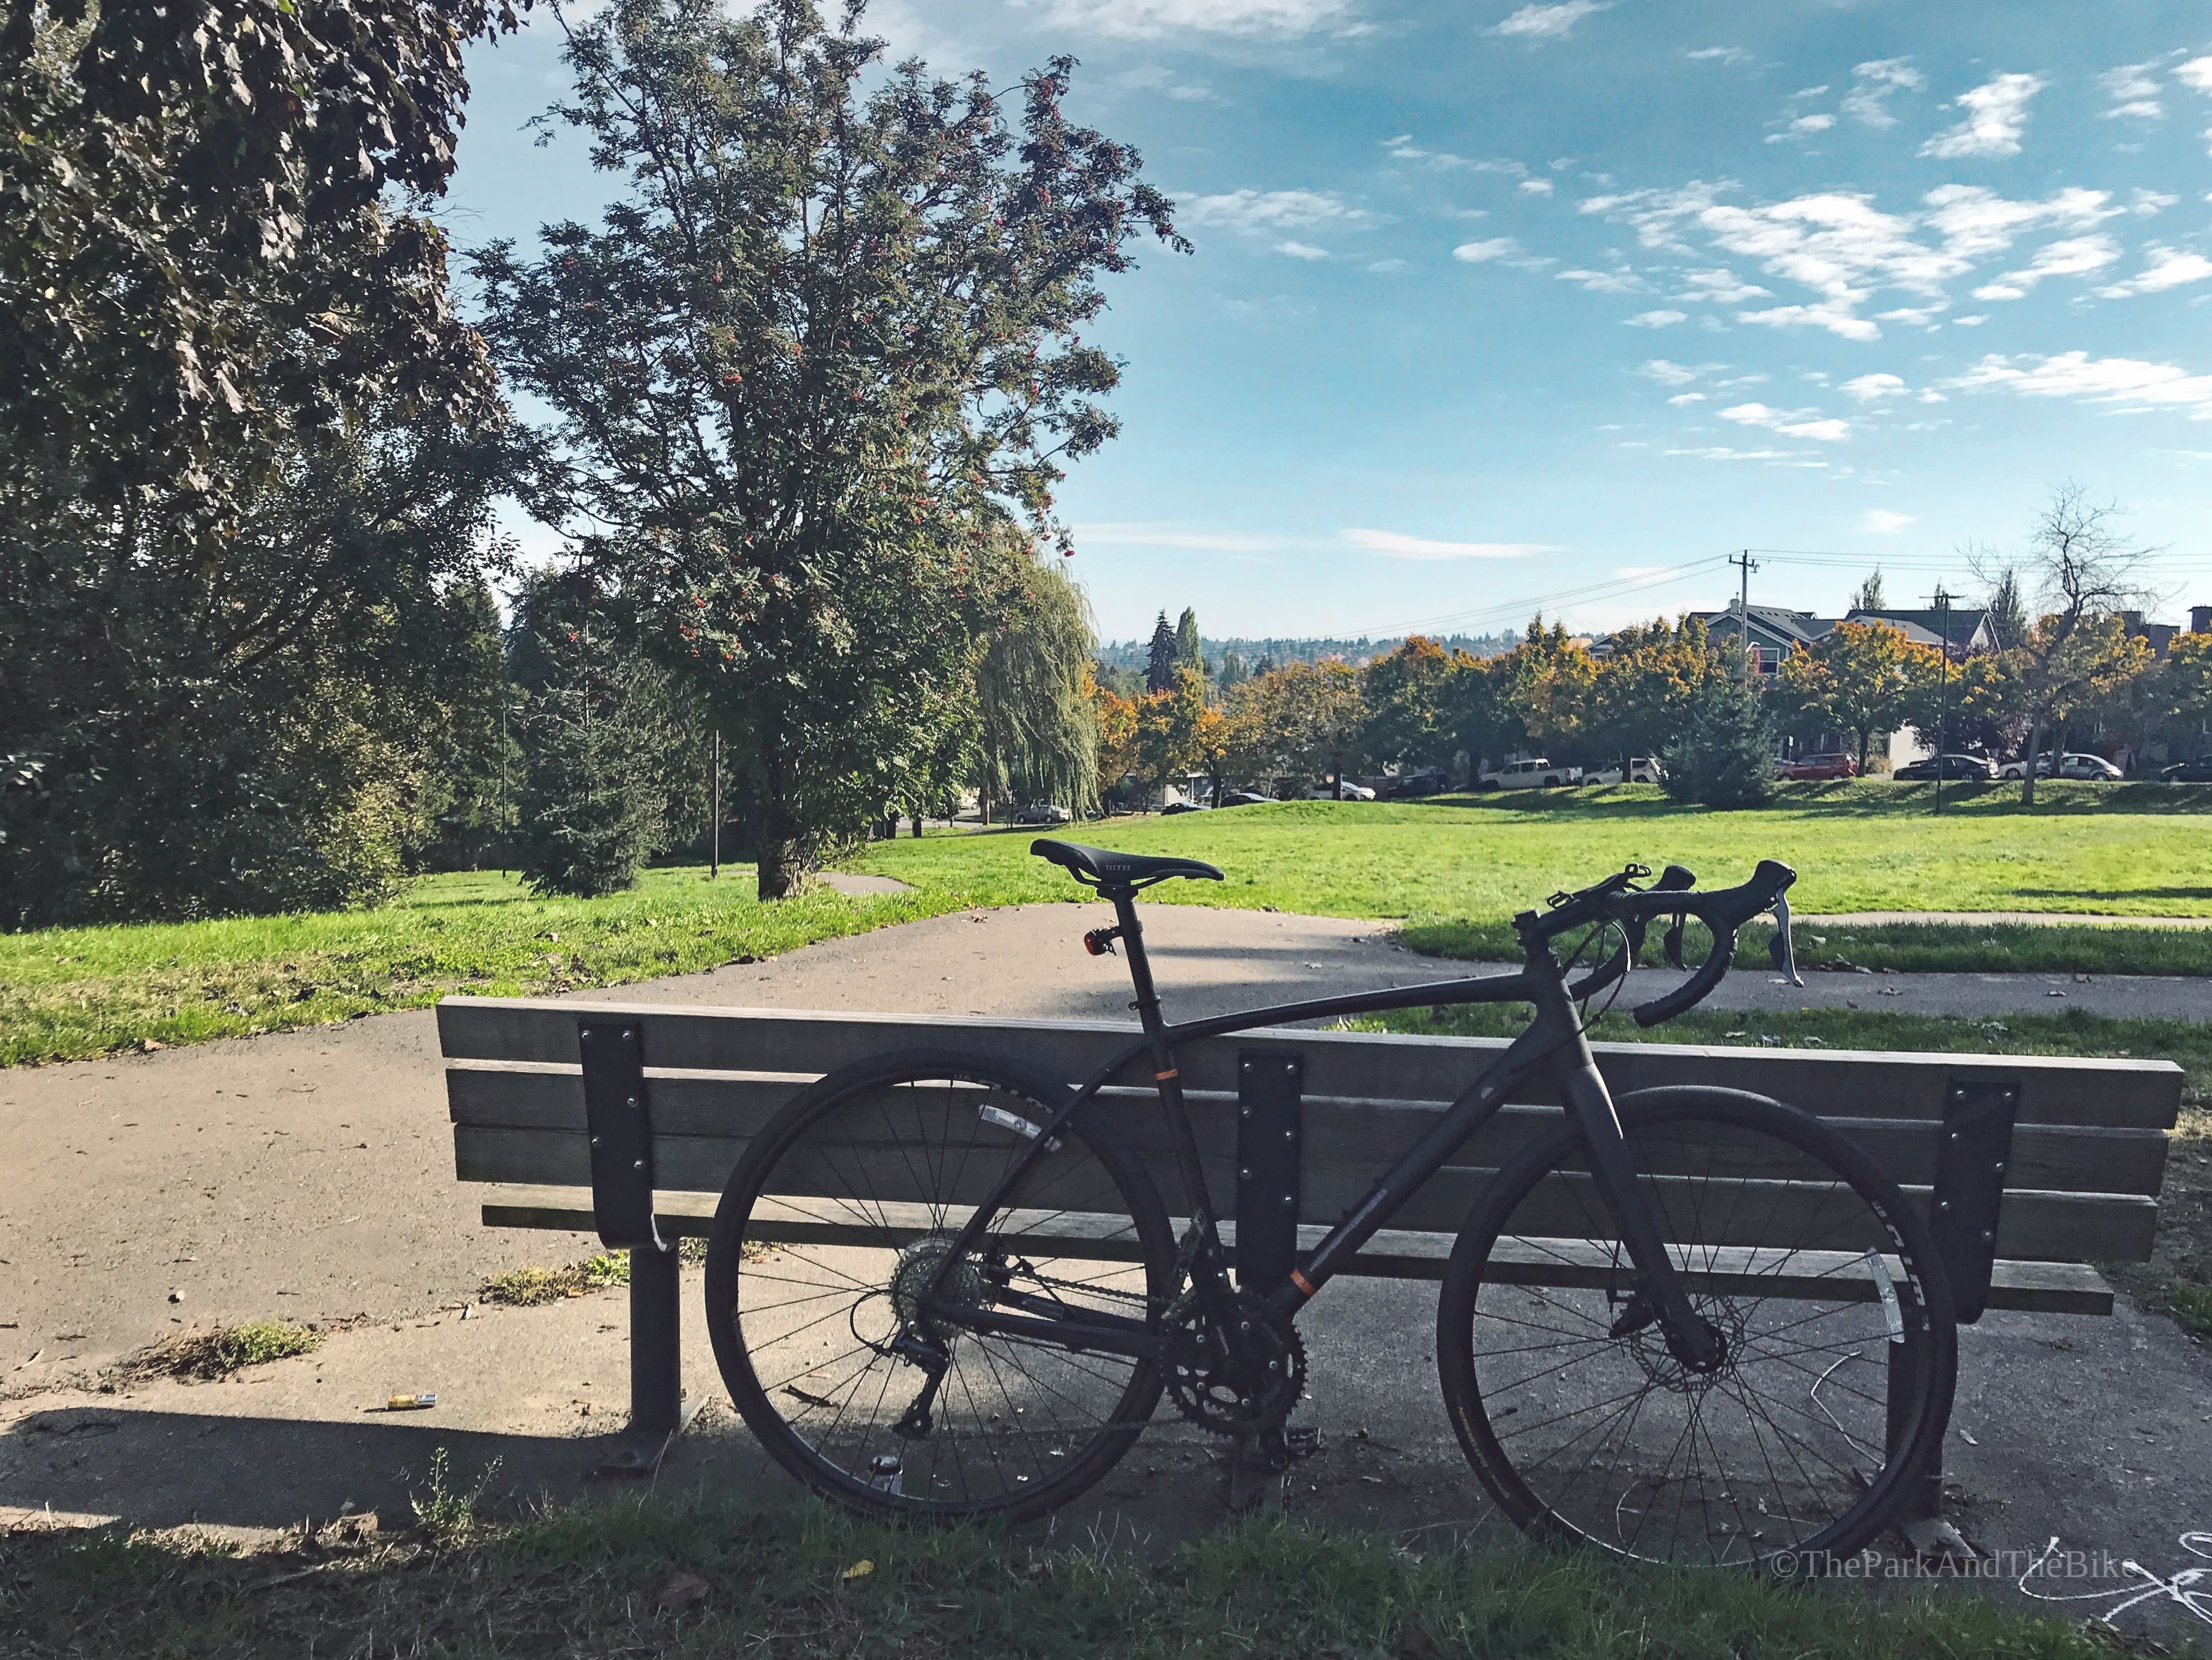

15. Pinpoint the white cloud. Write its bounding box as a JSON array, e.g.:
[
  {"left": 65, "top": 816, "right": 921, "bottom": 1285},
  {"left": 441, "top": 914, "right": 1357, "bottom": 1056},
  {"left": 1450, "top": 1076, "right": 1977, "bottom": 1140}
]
[
  {"left": 2176, "top": 57, "right": 2212, "bottom": 93},
  {"left": 1042, "top": 0, "right": 1353, "bottom": 39},
  {"left": 1276, "top": 240, "right": 1330, "bottom": 260},
  {"left": 1919, "top": 72, "right": 2044, "bottom": 159},
  {"left": 1557, "top": 266, "right": 1642, "bottom": 293},
  {"left": 1971, "top": 234, "right": 2121, "bottom": 300},
  {"left": 2097, "top": 245, "right": 2212, "bottom": 297},
  {"left": 1876, "top": 304, "right": 1949, "bottom": 327},
  {"left": 1366, "top": 257, "right": 1411, "bottom": 273},
  {"left": 1948, "top": 350, "right": 2212, "bottom": 419},
  {"left": 1073, "top": 522, "right": 1281, "bottom": 552},
  {"left": 1342, "top": 528, "right": 1548, "bottom": 559},
  {"left": 1167, "top": 84, "right": 1218, "bottom": 102},
  {"left": 1583, "top": 180, "right": 2120, "bottom": 339},
  {"left": 1181, "top": 189, "right": 1369, "bottom": 231},
  {"left": 2133, "top": 188, "right": 2180, "bottom": 215},
  {"left": 2100, "top": 62, "right": 2165, "bottom": 121},
  {"left": 1666, "top": 446, "right": 1819, "bottom": 464},
  {"left": 1843, "top": 58, "right": 1925, "bottom": 129},
  {"left": 1627, "top": 309, "right": 1688, "bottom": 327},
  {"left": 1861, "top": 509, "right": 1915, "bottom": 533},
  {"left": 1520, "top": 178, "right": 1555, "bottom": 196},
  {"left": 1767, "top": 112, "right": 1835, "bottom": 145},
  {"left": 1685, "top": 46, "right": 1751, "bottom": 65},
  {"left": 1493, "top": 1, "right": 1611, "bottom": 40},
  {"left": 1954, "top": 314, "right": 1988, "bottom": 325},
  {"left": 1676, "top": 268, "right": 1770, "bottom": 304},
  {"left": 1452, "top": 237, "right": 1521, "bottom": 262},
  {"left": 1638, "top": 358, "right": 1708, "bottom": 386},
  {"left": 1718, "top": 401, "right": 1851, "bottom": 441},
  {"left": 1666, "top": 392, "right": 1707, "bottom": 404},
  {"left": 1842, "top": 373, "right": 1907, "bottom": 401}
]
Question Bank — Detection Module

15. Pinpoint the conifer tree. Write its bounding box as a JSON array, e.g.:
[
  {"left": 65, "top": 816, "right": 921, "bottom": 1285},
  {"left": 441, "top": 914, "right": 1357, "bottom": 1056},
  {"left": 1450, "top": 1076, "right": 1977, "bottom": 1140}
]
[{"left": 1145, "top": 611, "right": 1179, "bottom": 693}]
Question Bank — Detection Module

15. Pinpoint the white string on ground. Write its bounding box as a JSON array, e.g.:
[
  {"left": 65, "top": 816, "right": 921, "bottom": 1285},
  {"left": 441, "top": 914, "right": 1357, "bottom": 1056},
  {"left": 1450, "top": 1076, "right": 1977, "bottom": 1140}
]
[{"left": 2016, "top": 1533, "right": 2212, "bottom": 1630}]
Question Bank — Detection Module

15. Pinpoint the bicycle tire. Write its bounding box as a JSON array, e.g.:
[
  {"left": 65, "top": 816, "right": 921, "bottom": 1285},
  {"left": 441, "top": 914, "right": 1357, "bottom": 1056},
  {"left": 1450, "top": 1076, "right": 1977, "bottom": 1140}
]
[
  {"left": 703, "top": 1048, "right": 1177, "bottom": 1521},
  {"left": 1437, "top": 1086, "right": 1957, "bottom": 1568}
]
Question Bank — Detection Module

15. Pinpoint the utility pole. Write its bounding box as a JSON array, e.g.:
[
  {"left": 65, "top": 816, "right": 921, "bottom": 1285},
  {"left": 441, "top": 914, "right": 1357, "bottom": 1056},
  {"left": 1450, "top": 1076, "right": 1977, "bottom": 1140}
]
[
  {"left": 1931, "top": 587, "right": 1954, "bottom": 816},
  {"left": 1728, "top": 551, "right": 1760, "bottom": 680},
  {"left": 709, "top": 730, "right": 721, "bottom": 880}
]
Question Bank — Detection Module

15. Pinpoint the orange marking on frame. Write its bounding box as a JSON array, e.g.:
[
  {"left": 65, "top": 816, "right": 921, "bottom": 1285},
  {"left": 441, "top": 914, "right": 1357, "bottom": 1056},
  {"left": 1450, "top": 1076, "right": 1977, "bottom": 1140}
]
[
  {"left": 1154, "top": 1068, "right": 1179, "bottom": 1082},
  {"left": 1289, "top": 1268, "right": 1317, "bottom": 1298}
]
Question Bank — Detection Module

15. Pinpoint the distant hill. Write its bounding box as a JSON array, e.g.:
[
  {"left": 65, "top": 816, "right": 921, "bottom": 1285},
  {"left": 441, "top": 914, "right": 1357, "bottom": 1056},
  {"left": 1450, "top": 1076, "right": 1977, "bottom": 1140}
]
[{"left": 1094, "top": 632, "right": 1513, "bottom": 674}]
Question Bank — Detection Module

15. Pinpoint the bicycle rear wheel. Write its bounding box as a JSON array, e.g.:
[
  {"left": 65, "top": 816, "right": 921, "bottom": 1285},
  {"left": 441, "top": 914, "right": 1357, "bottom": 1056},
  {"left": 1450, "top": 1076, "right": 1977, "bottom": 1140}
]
[
  {"left": 1437, "top": 1086, "right": 1956, "bottom": 1568},
  {"left": 703, "top": 1049, "right": 1176, "bottom": 1521}
]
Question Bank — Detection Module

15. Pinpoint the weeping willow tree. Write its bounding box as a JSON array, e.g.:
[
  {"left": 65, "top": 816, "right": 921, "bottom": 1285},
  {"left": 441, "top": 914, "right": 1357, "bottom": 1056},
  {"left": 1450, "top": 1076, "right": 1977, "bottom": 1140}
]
[{"left": 974, "top": 554, "right": 1100, "bottom": 821}]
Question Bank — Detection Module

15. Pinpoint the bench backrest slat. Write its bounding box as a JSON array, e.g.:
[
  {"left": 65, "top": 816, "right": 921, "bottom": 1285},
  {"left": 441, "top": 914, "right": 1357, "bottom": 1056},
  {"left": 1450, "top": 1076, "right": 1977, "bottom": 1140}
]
[{"left": 437, "top": 999, "right": 2184, "bottom": 1130}]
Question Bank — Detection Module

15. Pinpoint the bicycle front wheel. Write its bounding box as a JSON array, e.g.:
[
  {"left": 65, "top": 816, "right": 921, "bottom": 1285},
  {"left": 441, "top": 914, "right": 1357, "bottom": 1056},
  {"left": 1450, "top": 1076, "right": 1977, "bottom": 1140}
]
[
  {"left": 703, "top": 1049, "right": 1177, "bottom": 1521},
  {"left": 1438, "top": 1086, "right": 1956, "bottom": 1568}
]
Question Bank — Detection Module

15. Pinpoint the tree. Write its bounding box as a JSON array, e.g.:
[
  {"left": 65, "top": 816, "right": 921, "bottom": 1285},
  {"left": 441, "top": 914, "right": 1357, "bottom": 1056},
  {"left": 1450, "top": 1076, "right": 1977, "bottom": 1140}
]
[
  {"left": 1851, "top": 569, "right": 1887, "bottom": 612},
  {"left": 472, "top": 0, "right": 1184, "bottom": 897},
  {"left": 1145, "top": 612, "right": 1180, "bottom": 693},
  {"left": 1584, "top": 617, "right": 1727, "bottom": 764},
  {"left": 1135, "top": 665, "right": 1207, "bottom": 804},
  {"left": 1218, "top": 650, "right": 1249, "bottom": 692},
  {"left": 2, "top": 414, "right": 517, "bottom": 927},
  {"left": 2156, "top": 633, "right": 2212, "bottom": 759},
  {"left": 1234, "top": 661, "right": 1366, "bottom": 794},
  {"left": 1664, "top": 677, "right": 1777, "bottom": 809},
  {"left": 1991, "top": 485, "right": 2153, "bottom": 804},
  {"left": 1977, "top": 558, "right": 2031, "bottom": 650},
  {"left": 1175, "top": 608, "right": 1203, "bottom": 679},
  {"left": 974, "top": 552, "right": 1100, "bottom": 820},
  {"left": 507, "top": 573, "right": 685, "bottom": 898},
  {"left": 1361, "top": 636, "right": 1479, "bottom": 772},
  {"left": 1780, "top": 620, "right": 1942, "bottom": 772}
]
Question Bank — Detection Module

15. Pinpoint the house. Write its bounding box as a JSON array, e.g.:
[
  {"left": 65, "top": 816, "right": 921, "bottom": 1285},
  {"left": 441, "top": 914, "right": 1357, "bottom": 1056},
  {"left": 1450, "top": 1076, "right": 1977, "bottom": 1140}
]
[
  {"left": 1673, "top": 603, "right": 1995, "bottom": 673},
  {"left": 2123, "top": 605, "right": 2212, "bottom": 661}
]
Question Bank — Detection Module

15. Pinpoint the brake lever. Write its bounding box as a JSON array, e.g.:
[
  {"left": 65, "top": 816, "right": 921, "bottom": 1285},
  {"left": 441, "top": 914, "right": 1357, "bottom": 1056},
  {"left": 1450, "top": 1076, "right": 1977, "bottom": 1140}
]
[
  {"left": 1768, "top": 890, "right": 1805, "bottom": 987},
  {"left": 1661, "top": 916, "right": 1686, "bottom": 969}
]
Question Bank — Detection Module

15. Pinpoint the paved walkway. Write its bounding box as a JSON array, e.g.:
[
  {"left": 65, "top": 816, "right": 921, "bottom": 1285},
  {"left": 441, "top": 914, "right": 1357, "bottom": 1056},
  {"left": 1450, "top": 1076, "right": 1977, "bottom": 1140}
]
[
  {"left": 1806, "top": 910, "right": 2212, "bottom": 928},
  {"left": 2, "top": 901, "right": 2208, "bottom": 1633}
]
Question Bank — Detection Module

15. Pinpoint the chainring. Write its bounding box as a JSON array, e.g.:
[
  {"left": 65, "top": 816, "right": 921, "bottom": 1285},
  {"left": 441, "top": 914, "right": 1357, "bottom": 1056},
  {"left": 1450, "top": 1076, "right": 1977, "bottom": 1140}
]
[{"left": 1162, "top": 1288, "right": 1307, "bottom": 1437}]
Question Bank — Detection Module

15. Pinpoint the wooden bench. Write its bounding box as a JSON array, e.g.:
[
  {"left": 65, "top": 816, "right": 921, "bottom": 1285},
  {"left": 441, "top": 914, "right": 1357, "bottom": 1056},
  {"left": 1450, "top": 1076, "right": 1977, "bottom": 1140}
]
[{"left": 438, "top": 996, "right": 2182, "bottom": 1538}]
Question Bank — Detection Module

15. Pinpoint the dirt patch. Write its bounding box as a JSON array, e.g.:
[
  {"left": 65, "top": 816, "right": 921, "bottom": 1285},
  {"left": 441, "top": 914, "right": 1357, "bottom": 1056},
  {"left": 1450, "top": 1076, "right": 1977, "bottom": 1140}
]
[{"left": 2111, "top": 1105, "right": 2212, "bottom": 1341}]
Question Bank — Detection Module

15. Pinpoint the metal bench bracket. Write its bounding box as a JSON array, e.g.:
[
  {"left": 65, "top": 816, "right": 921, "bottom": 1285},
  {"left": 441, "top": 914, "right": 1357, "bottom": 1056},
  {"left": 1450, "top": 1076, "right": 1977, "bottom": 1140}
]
[
  {"left": 1930, "top": 1076, "right": 2018, "bottom": 1325},
  {"left": 1236, "top": 1050, "right": 1304, "bottom": 1294},
  {"left": 577, "top": 1018, "right": 695, "bottom": 1475}
]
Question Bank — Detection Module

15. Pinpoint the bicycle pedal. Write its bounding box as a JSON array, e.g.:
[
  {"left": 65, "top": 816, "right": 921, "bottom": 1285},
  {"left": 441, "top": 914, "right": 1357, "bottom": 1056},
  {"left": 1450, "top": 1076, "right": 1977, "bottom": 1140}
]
[{"left": 1284, "top": 1424, "right": 1321, "bottom": 1461}]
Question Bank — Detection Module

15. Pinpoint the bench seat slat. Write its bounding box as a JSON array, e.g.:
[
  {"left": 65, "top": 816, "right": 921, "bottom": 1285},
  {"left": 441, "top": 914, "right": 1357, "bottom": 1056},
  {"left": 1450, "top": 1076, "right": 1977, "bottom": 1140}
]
[{"left": 437, "top": 1000, "right": 2184, "bottom": 1130}]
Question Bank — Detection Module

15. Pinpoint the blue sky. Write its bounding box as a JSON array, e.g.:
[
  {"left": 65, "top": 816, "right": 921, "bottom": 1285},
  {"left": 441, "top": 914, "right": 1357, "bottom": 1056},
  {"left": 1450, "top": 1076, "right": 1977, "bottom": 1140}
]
[{"left": 448, "top": 0, "right": 2212, "bottom": 642}]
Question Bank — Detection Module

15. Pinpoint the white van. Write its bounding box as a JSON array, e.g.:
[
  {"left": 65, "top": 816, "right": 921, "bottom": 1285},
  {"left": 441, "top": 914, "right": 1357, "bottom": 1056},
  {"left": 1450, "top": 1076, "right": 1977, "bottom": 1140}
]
[{"left": 1478, "top": 757, "right": 1579, "bottom": 790}]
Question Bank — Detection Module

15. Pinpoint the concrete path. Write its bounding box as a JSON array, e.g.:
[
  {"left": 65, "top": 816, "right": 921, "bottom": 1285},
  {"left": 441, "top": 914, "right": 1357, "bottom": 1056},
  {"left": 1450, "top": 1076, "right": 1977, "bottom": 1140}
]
[
  {"left": 3, "top": 900, "right": 2209, "bottom": 1635},
  {"left": 1806, "top": 910, "right": 2212, "bottom": 928}
]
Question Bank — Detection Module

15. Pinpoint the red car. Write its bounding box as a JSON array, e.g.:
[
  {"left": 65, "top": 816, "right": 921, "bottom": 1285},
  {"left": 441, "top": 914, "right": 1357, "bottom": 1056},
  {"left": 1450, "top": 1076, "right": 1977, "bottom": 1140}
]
[{"left": 1782, "top": 752, "right": 1858, "bottom": 780}]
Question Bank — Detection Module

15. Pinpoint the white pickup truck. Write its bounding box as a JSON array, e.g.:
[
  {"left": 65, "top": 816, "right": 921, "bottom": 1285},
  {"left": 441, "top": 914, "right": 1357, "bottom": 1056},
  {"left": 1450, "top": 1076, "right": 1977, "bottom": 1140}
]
[{"left": 1478, "top": 757, "right": 1580, "bottom": 790}]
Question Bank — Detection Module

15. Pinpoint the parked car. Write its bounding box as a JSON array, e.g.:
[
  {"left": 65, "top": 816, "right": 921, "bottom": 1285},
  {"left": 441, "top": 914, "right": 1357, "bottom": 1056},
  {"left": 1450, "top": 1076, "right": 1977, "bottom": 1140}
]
[
  {"left": 1584, "top": 756, "right": 1665, "bottom": 786},
  {"left": 1995, "top": 751, "right": 2122, "bottom": 782},
  {"left": 1160, "top": 800, "right": 1210, "bottom": 815},
  {"left": 1301, "top": 783, "right": 1377, "bottom": 800},
  {"left": 1780, "top": 752, "right": 1857, "bottom": 781},
  {"left": 1478, "top": 757, "right": 1580, "bottom": 789},
  {"left": 1376, "top": 768, "right": 1449, "bottom": 798},
  {"left": 1012, "top": 802, "right": 1072, "bottom": 824},
  {"left": 1893, "top": 753, "right": 1998, "bottom": 782},
  {"left": 1217, "top": 790, "right": 1275, "bottom": 808},
  {"left": 2161, "top": 755, "right": 2212, "bottom": 783}
]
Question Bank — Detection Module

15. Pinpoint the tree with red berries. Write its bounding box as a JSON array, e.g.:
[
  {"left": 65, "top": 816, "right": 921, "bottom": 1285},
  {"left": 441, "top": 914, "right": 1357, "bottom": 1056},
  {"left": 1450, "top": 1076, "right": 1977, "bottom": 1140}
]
[{"left": 473, "top": 0, "right": 1184, "bottom": 896}]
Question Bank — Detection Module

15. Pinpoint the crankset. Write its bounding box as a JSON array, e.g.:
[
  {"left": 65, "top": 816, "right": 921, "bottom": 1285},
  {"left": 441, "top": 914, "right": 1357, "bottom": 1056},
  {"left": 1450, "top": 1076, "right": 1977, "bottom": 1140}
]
[{"left": 1162, "top": 1288, "right": 1307, "bottom": 1437}]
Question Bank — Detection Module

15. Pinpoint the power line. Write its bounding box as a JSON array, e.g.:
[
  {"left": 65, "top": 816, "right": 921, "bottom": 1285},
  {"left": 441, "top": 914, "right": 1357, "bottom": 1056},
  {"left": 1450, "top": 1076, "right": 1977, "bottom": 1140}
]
[{"left": 1349, "top": 554, "right": 1731, "bottom": 642}]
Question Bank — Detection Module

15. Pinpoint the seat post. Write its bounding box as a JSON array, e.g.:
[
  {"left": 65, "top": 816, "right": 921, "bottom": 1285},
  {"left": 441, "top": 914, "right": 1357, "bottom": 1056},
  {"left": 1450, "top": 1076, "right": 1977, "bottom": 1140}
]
[{"left": 1107, "top": 886, "right": 1166, "bottom": 1034}]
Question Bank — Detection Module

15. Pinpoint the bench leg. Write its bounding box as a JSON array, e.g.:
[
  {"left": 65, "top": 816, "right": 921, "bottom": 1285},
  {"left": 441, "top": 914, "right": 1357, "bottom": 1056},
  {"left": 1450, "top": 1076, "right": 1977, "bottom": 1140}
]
[
  {"left": 596, "top": 1244, "right": 703, "bottom": 1478},
  {"left": 1885, "top": 1340, "right": 1971, "bottom": 1559}
]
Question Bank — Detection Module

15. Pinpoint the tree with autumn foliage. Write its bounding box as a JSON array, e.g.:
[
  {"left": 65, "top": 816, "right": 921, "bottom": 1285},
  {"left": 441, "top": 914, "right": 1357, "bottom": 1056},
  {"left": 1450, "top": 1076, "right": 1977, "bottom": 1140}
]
[
  {"left": 1774, "top": 620, "right": 1944, "bottom": 772},
  {"left": 1584, "top": 617, "right": 1729, "bottom": 764},
  {"left": 473, "top": 0, "right": 1185, "bottom": 896}
]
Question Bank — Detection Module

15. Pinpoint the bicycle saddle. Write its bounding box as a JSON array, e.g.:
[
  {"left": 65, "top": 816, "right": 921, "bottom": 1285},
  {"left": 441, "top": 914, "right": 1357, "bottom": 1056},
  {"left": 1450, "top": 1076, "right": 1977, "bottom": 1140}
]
[{"left": 1029, "top": 839, "right": 1225, "bottom": 888}]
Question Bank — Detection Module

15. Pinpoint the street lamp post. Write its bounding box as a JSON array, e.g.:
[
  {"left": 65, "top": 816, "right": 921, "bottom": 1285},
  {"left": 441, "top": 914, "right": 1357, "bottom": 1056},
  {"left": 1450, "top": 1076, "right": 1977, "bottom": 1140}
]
[{"left": 1931, "top": 587, "right": 1954, "bottom": 816}]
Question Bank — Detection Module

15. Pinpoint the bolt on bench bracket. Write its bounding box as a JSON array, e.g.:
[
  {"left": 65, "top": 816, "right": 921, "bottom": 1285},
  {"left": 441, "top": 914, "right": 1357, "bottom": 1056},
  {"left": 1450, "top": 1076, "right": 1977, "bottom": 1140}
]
[
  {"left": 1236, "top": 1050, "right": 1304, "bottom": 1294},
  {"left": 577, "top": 1018, "right": 697, "bottom": 1475},
  {"left": 1930, "top": 1077, "right": 2018, "bottom": 1326}
]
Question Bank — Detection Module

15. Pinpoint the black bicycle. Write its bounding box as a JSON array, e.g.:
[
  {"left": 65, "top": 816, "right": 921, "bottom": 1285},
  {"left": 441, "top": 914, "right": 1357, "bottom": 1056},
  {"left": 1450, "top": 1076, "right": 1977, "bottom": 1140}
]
[{"left": 703, "top": 842, "right": 1957, "bottom": 1568}]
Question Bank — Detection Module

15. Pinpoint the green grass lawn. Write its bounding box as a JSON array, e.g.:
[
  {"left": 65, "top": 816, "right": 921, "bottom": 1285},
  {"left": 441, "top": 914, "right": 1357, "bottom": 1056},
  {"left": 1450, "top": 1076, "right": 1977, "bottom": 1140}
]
[
  {"left": 2, "top": 1497, "right": 2150, "bottom": 1660},
  {"left": 7, "top": 782, "right": 2211, "bottom": 1066},
  {"left": 858, "top": 783, "right": 2212, "bottom": 923},
  {"left": 0, "top": 863, "right": 967, "bottom": 1066}
]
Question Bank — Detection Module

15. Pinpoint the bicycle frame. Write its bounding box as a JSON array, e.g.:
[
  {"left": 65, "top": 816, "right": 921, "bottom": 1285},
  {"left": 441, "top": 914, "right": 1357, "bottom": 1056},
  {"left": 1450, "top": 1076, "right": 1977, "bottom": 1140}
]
[{"left": 925, "top": 884, "right": 1723, "bottom": 1372}]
